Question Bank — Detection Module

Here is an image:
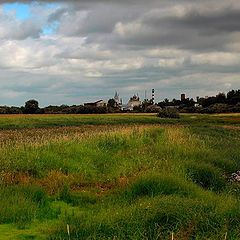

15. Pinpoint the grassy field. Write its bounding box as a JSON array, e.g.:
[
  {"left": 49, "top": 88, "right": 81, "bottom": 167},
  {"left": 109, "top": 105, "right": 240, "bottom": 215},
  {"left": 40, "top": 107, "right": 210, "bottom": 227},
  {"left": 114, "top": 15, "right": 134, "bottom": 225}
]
[
  {"left": 0, "top": 113, "right": 239, "bottom": 129},
  {"left": 0, "top": 113, "right": 239, "bottom": 239}
]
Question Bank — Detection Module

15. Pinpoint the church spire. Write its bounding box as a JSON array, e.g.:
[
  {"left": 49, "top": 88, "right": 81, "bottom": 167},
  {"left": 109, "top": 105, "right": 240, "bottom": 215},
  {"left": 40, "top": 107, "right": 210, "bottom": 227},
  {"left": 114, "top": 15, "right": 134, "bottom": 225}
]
[{"left": 114, "top": 91, "right": 120, "bottom": 104}]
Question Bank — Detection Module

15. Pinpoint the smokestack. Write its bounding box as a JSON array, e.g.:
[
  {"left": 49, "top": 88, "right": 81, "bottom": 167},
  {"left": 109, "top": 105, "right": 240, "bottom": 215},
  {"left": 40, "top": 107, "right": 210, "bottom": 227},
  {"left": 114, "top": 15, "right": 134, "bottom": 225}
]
[{"left": 152, "top": 89, "right": 155, "bottom": 104}]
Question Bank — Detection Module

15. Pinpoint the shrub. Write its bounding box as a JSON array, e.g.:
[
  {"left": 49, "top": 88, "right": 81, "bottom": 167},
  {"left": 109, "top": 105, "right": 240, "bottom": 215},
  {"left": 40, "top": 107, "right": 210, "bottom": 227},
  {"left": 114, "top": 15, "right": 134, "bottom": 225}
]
[
  {"left": 186, "top": 163, "right": 226, "bottom": 192},
  {"left": 207, "top": 103, "right": 229, "bottom": 113},
  {"left": 125, "top": 174, "right": 198, "bottom": 200},
  {"left": 157, "top": 108, "right": 180, "bottom": 119}
]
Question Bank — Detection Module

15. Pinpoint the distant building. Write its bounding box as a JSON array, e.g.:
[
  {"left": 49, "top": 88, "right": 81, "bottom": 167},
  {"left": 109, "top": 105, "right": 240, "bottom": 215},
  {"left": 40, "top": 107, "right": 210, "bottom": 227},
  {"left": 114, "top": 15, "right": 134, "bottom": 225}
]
[
  {"left": 125, "top": 94, "right": 141, "bottom": 111},
  {"left": 194, "top": 103, "right": 202, "bottom": 108},
  {"left": 114, "top": 91, "right": 120, "bottom": 105},
  {"left": 113, "top": 91, "right": 122, "bottom": 107},
  {"left": 84, "top": 100, "right": 107, "bottom": 107},
  {"left": 181, "top": 94, "right": 186, "bottom": 101}
]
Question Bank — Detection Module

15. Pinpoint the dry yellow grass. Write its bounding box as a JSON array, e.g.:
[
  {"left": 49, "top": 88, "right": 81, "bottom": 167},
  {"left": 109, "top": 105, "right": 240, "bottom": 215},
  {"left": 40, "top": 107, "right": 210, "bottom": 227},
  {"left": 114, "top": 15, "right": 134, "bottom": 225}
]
[
  {"left": 0, "top": 113, "right": 156, "bottom": 118},
  {"left": 0, "top": 124, "right": 163, "bottom": 148},
  {"left": 0, "top": 170, "right": 31, "bottom": 186},
  {"left": 37, "top": 170, "right": 75, "bottom": 195},
  {"left": 165, "top": 127, "right": 187, "bottom": 145}
]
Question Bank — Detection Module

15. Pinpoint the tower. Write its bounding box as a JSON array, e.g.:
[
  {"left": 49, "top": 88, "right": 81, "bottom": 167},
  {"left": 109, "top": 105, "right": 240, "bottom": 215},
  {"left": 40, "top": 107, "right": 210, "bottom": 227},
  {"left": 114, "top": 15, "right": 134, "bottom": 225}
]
[
  {"left": 181, "top": 94, "right": 186, "bottom": 101},
  {"left": 152, "top": 89, "right": 155, "bottom": 104},
  {"left": 114, "top": 91, "right": 120, "bottom": 104}
]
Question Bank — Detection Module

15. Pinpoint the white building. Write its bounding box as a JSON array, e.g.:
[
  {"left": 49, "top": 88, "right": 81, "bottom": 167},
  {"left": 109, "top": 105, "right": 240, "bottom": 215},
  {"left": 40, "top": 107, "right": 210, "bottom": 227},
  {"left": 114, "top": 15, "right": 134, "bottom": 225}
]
[{"left": 125, "top": 94, "right": 141, "bottom": 111}]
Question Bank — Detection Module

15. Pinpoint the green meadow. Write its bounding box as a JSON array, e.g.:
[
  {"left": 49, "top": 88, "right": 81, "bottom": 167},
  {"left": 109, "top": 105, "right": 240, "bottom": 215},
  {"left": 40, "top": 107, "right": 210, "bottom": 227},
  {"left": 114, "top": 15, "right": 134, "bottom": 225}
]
[{"left": 0, "top": 113, "right": 239, "bottom": 239}]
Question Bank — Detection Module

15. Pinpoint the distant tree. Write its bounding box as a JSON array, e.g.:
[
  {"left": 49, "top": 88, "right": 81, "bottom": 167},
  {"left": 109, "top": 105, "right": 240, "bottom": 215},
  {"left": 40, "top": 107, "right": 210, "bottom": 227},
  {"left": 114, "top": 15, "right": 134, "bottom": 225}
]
[
  {"left": 164, "top": 98, "right": 169, "bottom": 104},
  {"left": 201, "top": 97, "right": 216, "bottom": 108},
  {"left": 0, "top": 106, "right": 8, "bottom": 114},
  {"left": 141, "top": 99, "right": 153, "bottom": 111},
  {"left": 9, "top": 107, "right": 22, "bottom": 114},
  {"left": 227, "top": 89, "right": 240, "bottom": 105},
  {"left": 227, "top": 90, "right": 236, "bottom": 101},
  {"left": 43, "top": 105, "right": 64, "bottom": 114},
  {"left": 215, "top": 92, "right": 226, "bottom": 103},
  {"left": 107, "top": 99, "right": 117, "bottom": 108},
  {"left": 171, "top": 98, "right": 181, "bottom": 106},
  {"left": 24, "top": 99, "right": 40, "bottom": 114}
]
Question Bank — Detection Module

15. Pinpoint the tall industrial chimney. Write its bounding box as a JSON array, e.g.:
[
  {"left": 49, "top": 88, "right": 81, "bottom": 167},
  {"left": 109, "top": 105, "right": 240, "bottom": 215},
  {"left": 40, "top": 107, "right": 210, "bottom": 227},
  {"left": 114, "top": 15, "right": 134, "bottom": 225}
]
[{"left": 152, "top": 89, "right": 155, "bottom": 104}]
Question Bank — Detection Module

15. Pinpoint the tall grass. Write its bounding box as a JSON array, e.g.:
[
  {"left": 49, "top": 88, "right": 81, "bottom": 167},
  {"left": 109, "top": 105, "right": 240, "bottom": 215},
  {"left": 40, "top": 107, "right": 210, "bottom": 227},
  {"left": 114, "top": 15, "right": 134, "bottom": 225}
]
[{"left": 0, "top": 114, "right": 239, "bottom": 239}]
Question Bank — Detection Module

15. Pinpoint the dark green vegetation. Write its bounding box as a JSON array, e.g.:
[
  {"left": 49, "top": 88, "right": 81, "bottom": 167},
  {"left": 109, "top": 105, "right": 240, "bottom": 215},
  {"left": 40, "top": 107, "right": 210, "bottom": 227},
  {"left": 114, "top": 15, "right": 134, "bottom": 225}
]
[
  {"left": 157, "top": 108, "right": 180, "bottom": 119},
  {"left": 0, "top": 113, "right": 239, "bottom": 239},
  {"left": 158, "top": 89, "right": 240, "bottom": 113}
]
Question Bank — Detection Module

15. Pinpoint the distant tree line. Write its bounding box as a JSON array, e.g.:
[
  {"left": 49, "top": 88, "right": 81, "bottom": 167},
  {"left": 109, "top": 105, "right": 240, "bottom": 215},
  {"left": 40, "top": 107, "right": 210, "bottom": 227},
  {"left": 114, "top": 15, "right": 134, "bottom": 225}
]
[
  {"left": 0, "top": 99, "right": 109, "bottom": 114},
  {"left": 195, "top": 90, "right": 240, "bottom": 113},
  {"left": 0, "top": 89, "right": 239, "bottom": 114},
  {"left": 156, "top": 89, "right": 240, "bottom": 114}
]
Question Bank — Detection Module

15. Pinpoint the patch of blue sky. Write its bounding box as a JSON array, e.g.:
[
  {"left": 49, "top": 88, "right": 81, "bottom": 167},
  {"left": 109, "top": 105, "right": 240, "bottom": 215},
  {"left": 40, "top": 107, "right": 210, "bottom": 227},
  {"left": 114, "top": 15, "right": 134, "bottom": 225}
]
[
  {"left": 37, "top": 2, "right": 61, "bottom": 36},
  {"left": 42, "top": 21, "right": 60, "bottom": 36},
  {"left": 3, "top": 2, "right": 60, "bottom": 20},
  {"left": 44, "top": 3, "right": 59, "bottom": 9},
  {"left": 3, "top": 3, "right": 31, "bottom": 20}
]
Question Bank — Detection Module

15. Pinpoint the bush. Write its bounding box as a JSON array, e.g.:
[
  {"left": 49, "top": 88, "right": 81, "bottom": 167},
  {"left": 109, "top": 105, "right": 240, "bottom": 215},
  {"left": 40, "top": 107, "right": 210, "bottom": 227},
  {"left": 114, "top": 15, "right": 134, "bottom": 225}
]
[
  {"left": 125, "top": 175, "right": 198, "bottom": 200},
  {"left": 232, "top": 103, "right": 240, "bottom": 113},
  {"left": 207, "top": 103, "right": 229, "bottom": 113},
  {"left": 157, "top": 108, "right": 180, "bottom": 119},
  {"left": 186, "top": 163, "right": 226, "bottom": 192}
]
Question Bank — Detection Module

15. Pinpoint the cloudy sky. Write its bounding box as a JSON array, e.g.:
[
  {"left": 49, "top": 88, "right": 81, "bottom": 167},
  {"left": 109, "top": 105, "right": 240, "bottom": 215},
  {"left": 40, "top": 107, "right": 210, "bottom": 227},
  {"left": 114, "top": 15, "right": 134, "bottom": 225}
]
[{"left": 0, "top": 0, "right": 240, "bottom": 106}]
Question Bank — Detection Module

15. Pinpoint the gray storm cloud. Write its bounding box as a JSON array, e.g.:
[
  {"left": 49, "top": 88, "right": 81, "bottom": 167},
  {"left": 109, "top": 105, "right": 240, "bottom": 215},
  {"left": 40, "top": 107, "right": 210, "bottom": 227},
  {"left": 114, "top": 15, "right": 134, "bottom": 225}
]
[{"left": 0, "top": 0, "right": 239, "bottom": 106}]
